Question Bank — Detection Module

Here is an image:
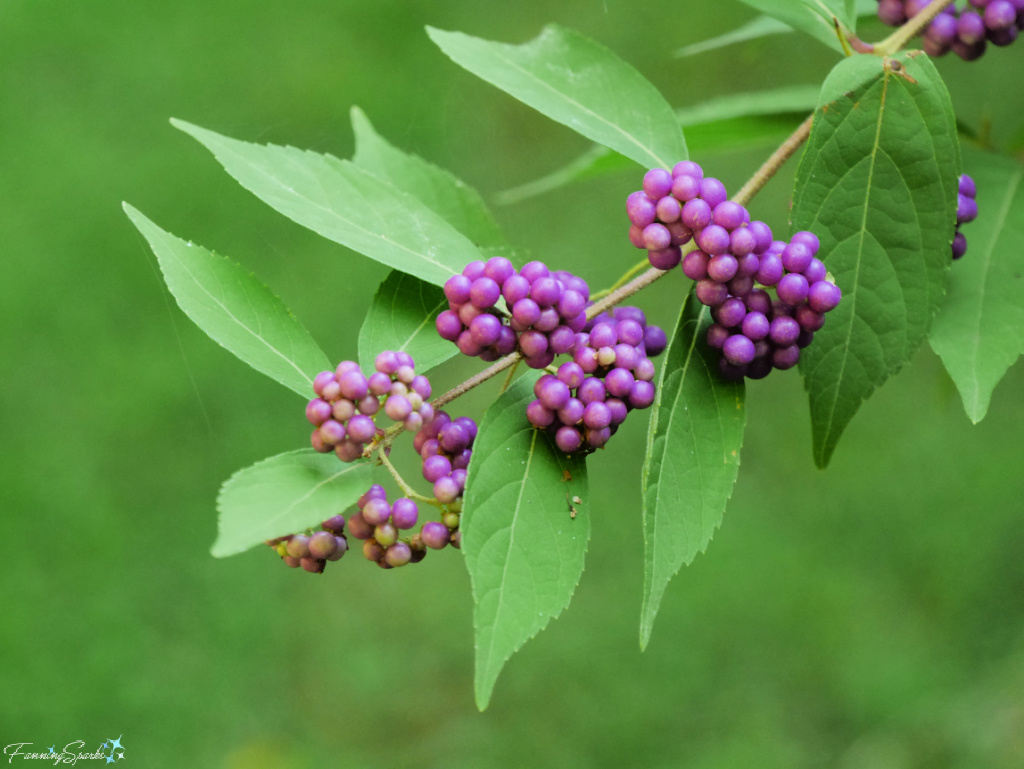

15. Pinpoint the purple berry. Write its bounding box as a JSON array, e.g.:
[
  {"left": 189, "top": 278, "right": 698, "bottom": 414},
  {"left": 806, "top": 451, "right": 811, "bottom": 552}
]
[
  {"left": 699, "top": 177, "right": 728, "bottom": 208},
  {"left": 770, "top": 316, "right": 801, "bottom": 347},
  {"left": 681, "top": 198, "right": 713, "bottom": 230},
  {"left": 741, "top": 311, "right": 770, "bottom": 341},
  {"left": 363, "top": 498, "right": 392, "bottom": 526},
  {"left": 555, "top": 426, "right": 583, "bottom": 453},
  {"left": 682, "top": 250, "right": 710, "bottom": 281},
  {"left": 695, "top": 280, "right": 729, "bottom": 307},
  {"left": 306, "top": 398, "right": 332, "bottom": 426},
  {"left": 642, "top": 223, "right": 672, "bottom": 251},
  {"left": 433, "top": 477, "right": 460, "bottom": 504},
  {"left": 385, "top": 542, "right": 412, "bottom": 567},
  {"left": 308, "top": 531, "right": 338, "bottom": 559},
  {"left": 629, "top": 380, "right": 656, "bottom": 409},
  {"left": 723, "top": 335, "right": 756, "bottom": 366},
  {"left": 390, "top": 498, "right": 419, "bottom": 530},
  {"left": 644, "top": 326, "right": 667, "bottom": 357},
  {"left": 672, "top": 161, "right": 703, "bottom": 180},
  {"left": 421, "top": 521, "right": 450, "bottom": 549},
  {"left": 643, "top": 168, "right": 674, "bottom": 200},
  {"left": 808, "top": 280, "right": 842, "bottom": 313},
  {"left": 436, "top": 310, "right": 463, "bottom": 342},
  {"left": 781, "top": 242, "right": 813, "bottom": 274},
  {"left": 697, "top": 224, "right": 731, "bottom": 256},
  {"left": 422, "top": 455, "right": 453, "bottom": 483},
  {"left": 605, "top": 368, "right": 635, "bottom": 398},
  {"left": 776, "top": 273, "right": 810, "bottom": 306},
  {"left": 347, "top": 512, "right": 373, "bottom": 540}
]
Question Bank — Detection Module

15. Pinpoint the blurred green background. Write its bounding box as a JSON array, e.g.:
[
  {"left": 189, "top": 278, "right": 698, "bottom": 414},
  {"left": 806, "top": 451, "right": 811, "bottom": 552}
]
[{"left": 3, "top": 1, "right": 1023, "bottom": 767}]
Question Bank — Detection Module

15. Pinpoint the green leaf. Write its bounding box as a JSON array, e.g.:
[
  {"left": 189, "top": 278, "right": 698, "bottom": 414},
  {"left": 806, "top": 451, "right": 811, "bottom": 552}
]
[
  {"left": 791, "top": 53, "right": 960, "bottom": 467},
  {"left": 495, "top": 85, "right": 820, "bottom": 205},
  {"left": 171, "top": 119, "right": 481, "bottom": 287},
  {"left": 736, "top": 0, "right": 853, "bottom": 52},
  {"left": 640, "top": 292, "right": 745, "bottom": 649},
  {"left": 124, "top": 203, "right": 331, "bottom": 397},
  {"left": 929, "top": 147, "right": 1024, "bottom": 423},
  {"left": 462, "top": 372, "right": 589, "bottom": 710},
  {"left": 674, "top": 14, "right": 794, "bottom": 57},
  {"left": 213, "top": 450, "right": 373, "bottom": 558},
  {"left": 427, "top": 24, "right": 686, "bottom": 171},
  {"left": 357, "top": 270, "right": 457, "bottom": 375},
  {"left": 676, "top": 0, "right": 873, "bottom": 57},
  {"left": 350, "top": 107, "right": 509, "bottom": 254}
]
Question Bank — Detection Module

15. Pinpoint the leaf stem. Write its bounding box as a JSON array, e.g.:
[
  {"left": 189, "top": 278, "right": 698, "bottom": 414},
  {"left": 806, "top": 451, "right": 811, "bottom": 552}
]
[
  {"left": 377, "top": 448, "right": 441, "bottom": 506},
  {"left": 874, "top": 2, "right": 947, "bottom": 55},
  {"left": 500, "top": 358, "right": 521, "bottom": 394},
  {"left": 732, "top": 113, "right": 814, "bottom": 206},
  {"left": 432, "top": 353, "right": 522, "bottom": 409}
]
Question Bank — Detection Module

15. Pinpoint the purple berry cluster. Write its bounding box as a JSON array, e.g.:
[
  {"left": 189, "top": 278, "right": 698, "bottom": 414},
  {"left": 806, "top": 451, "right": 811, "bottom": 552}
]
[
  {"left": 344, "top": 485, "right": 436, "bottom": 569},
  {"left": 414, "top": 411, "right": 477, "bottom": 509},
  {"left": 527, "top": 307, "right": 664, "bottom": 453},
  {"left": 265, "top": 514, "right": 349, "bottom": 574},
  {"left": 436, "top": 257, "right": 591, "bottom": 369},
  {"left": 626, "top": 161, "right": 775, "bottom": 276},
  {"left": 306, "top": 351, "right": 434, "bottom": 462},
  {"left": 878, "top": 0, "right": 1024, "bottom": 59},
  {"left": 953, "top": 174, "right": 977, "bottom": 259},
  {"left": 688, "top": 232, "right": 842, "bottom": 381}
]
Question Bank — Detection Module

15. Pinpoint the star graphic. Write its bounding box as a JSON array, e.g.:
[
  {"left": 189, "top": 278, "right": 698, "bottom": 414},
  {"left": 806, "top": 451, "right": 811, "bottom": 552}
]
[
  {"left": 105, "top": 756, "right": 115, "bottom": 765},
  {"left": 107, "top": 736, "right": 124, "bottom": 751},
  {"left": 101, "top": 742, "right": 109, "bottom": 750},
  {"left": 116, "top": 750, "right": 125, "bottom": 761},
  {"left": 48, "top": 746, "right": 56, "bottom": 754}
]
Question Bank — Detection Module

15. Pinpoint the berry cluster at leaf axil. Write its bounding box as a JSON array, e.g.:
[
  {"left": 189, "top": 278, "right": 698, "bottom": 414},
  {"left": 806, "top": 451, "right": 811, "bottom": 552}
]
[
  {"left": 265, "top": 515, "right": 348, "bottom": 574},
  {"left": 878, "top": 0, "right": 1024, "bottom": 60},
  {"left": 306, "top": 351, "right": 434, "bottom": 462},
  {"left": 525, "top": 306, "right": 665, "bottom": 452},
  {"left": 436, "top": 257, "right": 591, "bottom": 369},
  {"left": 627, "top": 162, "right": 841, "bottom": 380}
]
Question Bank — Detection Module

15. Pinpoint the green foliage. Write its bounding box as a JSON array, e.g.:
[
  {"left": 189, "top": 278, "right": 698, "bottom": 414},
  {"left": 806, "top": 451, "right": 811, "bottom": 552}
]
[
  {"left": 640, "top": 292, "right": 746, "bottom": 648},
  {"left": 930, "top": 147, "right": 1024, "bottom": 423},
  {"left": 427, "top": 24, "right": 686, "bottom": 170},
  {"left": 677, "top": 0, "right": 875, "bottom": 57},
  {"left": 461, "top": 372, "right": 589, "bottom": 710},
  {"left": 675, "top": 14, "right": 794, "bottom": 58},
  {"left": 496, "top": 85, "right": 820, "bottom": 205},
  {"left": 736, "top": 0, "right": 858, "bottom": 52},
  {"left": 357, "top": 270, "right": 455, "bottom": 375},
  {"left": 350, "top": 107, "right": 509, "bottom": 254},
  {"left": 791, "top": 53, "right": 960, "bottom": 467},
  {"left": 172, "top": 119, "right": 482, "bottom": 287},
  {"left": 124, "top": 204, "right": 331, "bottom": 397},
  {"left": 213, "top": 450, "right": 374, "bottom": 557}
]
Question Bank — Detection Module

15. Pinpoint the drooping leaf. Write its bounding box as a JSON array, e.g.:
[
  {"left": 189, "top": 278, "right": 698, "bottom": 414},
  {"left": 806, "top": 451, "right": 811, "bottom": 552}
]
[
  {"left": 735, "top": 0, "right": 854, "bottom": 52},
  {"left": 674, "top": 14, "right": 794, "bottom": 57},
  {"left": 213, "top": 450, "right": 373, "bottom": 558},
  {"left": 929, "top": 147, "right": 1024, "bottom": 423},
  {"left": 461, "top": 372, "right": 589, "bottom": 710},
  {"left": 172, "top": 119, "right": 481, "bottom": 287},
  {"left": 791, "top": 53, "right": 960, "bottom": 467},
  {"left": 350, "top": 106, "right": 509, "bottom": 254},
  {"left": 357, "top": 270, "right": 457, "bottom": 375},
  {"left": 640, "top": 292, "right": 745, "bottom": 649},
  {"left": 124, "top": 204, "right": 331, "bottom": 397},
  {"left": 676, "top": 0, "right": 874, "bottom": 57},
  {"left": 495, "top": 85, "right": 820, "bottom": 205},
  {"left": 427, "top": 24, "right": 686, "bottom": 171}
]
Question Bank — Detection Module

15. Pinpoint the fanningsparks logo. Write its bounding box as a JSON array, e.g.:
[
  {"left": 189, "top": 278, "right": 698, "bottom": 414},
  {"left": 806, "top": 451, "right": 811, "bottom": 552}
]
[{"left": 4, "top": 736, "right": 126, "bottom": 764}]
